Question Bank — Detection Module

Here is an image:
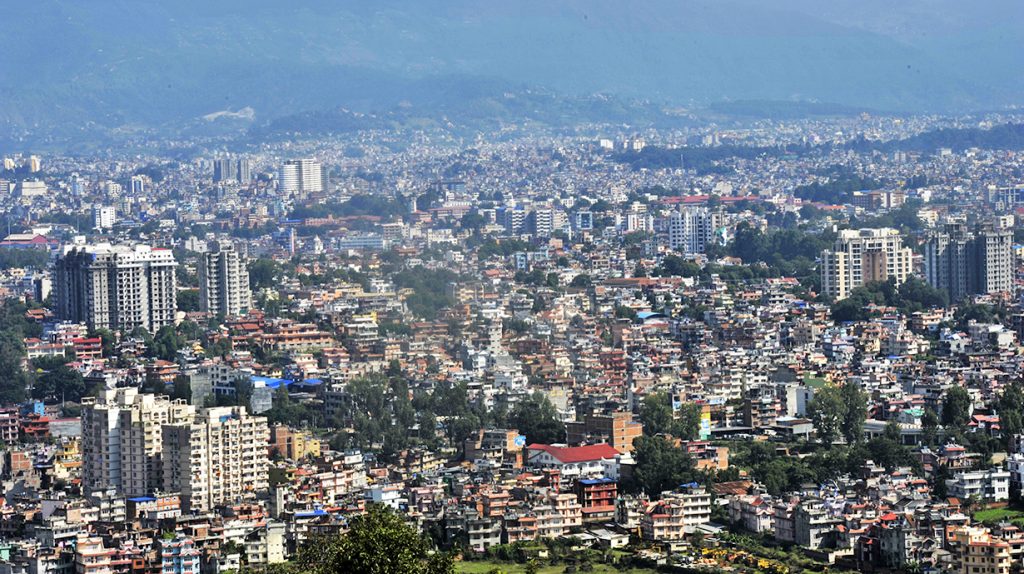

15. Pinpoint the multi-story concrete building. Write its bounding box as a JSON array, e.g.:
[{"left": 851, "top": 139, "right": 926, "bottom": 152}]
[
  {"left": 924, "top": 220, "right": 1013, "bottom": 301},
  {"left": 950, "top": 526, "right": 1012, "bottom": 574},
  {"left": 565, "top": 411, "right": 643, "bottom": 453},
  {"left": 53, "top": 243, "right": 178, "bottom": 332},
  {"left": 820, "top": 228, "right": 912, "bottom": 300},
  {"left": 159, "top": 536, "right": 202, "bottom": 574},
  {"left": 279, "top": 158, "right": 323, "bottom": 197},
  {"left": 946, "top": 468, "right": 1010, "bottom": 503},
  {"left": 667, "top": 207, "right": 724, "bottom": 254},
  {"left": 92, "top": 205, "right": 117, "bottom": 231},
  {"left": 640, "top": 486, "right": 712, "bottom": 541},
  {"left": 162, "top": 406, "right": 270, "bottom": 512},
  {"left": 81, "top": 388, "right": 195, "bottom": 497},
  {"left": 199, "top": 242, "right": 251, "bottom": 317}
]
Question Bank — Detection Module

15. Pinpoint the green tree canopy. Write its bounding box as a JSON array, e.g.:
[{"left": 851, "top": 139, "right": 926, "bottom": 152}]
[
  {"left": 627, "top": 435, "right": 697, "bottom": 495},
  {"left": 293, "top": 504, "right": 453, "bottom": 574},
  {"left": 510, "top": 392, "right": 563, "bottom": 445},
  {"left": 942, "top": 386, "right": 972, "bottom": 431},
  {"left": 808, "top": 385, "right": 846, "bottom": 445}
]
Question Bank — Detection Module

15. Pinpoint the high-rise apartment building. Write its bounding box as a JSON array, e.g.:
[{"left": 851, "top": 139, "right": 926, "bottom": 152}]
[
  {"left": 925, "top": 220, "right": 1013, "bottom": 301},
  {"left": 278, "top": 158, "right": 323, "bottom": 196},
  {"left": 820, "top": 228, "right": 912, "bottom": 300},
  {"left": 129, "top": 175, "right": 147, "bottom": 194},
  {"left": 162, "top": 406, "right": 270, "bottom": 512},
  {"left": 213, "top": 158, "right": 253, "bottom": 183},
  {"left": 92, "top": 205, "right": 117, "bottom": 230},
  {"left": 198, "top": 242, "right": 251, "bottom": 317},
  {"left": 53, "top": 243, "right": 178, "bottom": 332},
  {"left": 667, "top": 207, "right": 724, "bottom": 254},
  {"left": 213, "top": 159, "right": 234, "bottom": 183},
  {"left": 81, "top": 388, "right": 195, "bottom": 497}
]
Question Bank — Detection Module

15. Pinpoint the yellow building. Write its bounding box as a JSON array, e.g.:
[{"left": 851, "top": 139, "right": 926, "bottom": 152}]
[{"left": 951, "top": 526, "right": 1012, "bottom": 574}]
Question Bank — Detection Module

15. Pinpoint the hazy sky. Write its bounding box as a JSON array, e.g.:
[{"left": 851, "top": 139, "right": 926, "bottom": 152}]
[{"left": 2, "top": 1, "right": 1022, "bottom": 134}]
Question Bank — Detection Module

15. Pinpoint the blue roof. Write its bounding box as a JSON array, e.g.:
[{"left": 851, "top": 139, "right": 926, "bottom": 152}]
[
  {"left": 295, "top": 509, "right": 328, "bottom": 518},
  {"left": 636, "top": 311, "right": 667, "bottom": 320},
  {"left": 579, "top": 478, "right": 616, "bottom": 486},
  {"left": 128, "top": 496, "right": 157, "bottom": 502},
  {"left": 251, "top": 375, "right": 290, "bottom": 389}
]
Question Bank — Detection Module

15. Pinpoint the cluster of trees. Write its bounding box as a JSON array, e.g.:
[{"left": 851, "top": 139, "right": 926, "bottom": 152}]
[
  {"left": 391, "top": 266, "right": 459, "bottom": 319},
  {"left": 476, "top": 239, "right": 532, "bottom": 259},
  {"left": 626, "top": 435, "right": 701, "bottom": 495},
  {"left": 792, "top": 173, "right": 880, "bottom": 203},
  {"left": 830, "top": 277, "right": 948, "bottom": 322},
  {"left": 613, "top": 144, "right": 795, "bottom": 175},
  {"left": 249, "top": 258, "right": 279, "bottom": 291},
  {"left": 639, "top": 392, "right": 701, "bottom": 440},
  {"left": 334, "top": 374, "right": 564, "bottom": 462},
  {"left": 807, "top": 382, "right": 868, "bottom": 445},
  {"left": 724, "top": 223, "right": 835, "bottom": 279},
  {"left": 0, "top": 300, "right": 43, "bottom": 404},
  {"left": 0, "top": 248, "right": 50, "bottom": 271},
  {"left": 332, "top": 374, "right": 424, "bottom": 460},
  {"left": 251, "top": 504, "right": 454, "bottom": 574},
  {"left": 288, "top": 195, "right": 406, "bottom": 220},
  {"left": 847, "top": 123, "right": 1024, "bottom": 154},
  {"left": 30, "top": 355, "right": 87, "bottom": 403},
  {"left": 728, "top": 424, "right": 919, "bottom": 497}
]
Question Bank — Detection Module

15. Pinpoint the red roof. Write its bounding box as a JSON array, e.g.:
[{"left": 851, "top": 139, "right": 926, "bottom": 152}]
[{"left": 527, "top": 443, "right": 620, "bottom": 463}]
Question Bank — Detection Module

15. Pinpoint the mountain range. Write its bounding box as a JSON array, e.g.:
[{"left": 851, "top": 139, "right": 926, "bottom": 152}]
[{"left": 2, "top": 1, "right": 1022, "bottom": 143}]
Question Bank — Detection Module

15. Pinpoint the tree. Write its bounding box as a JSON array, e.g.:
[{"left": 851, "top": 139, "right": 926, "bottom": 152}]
[
  {"left": 628, "top": 435, "right": 697, "bottom": 495},
  {"left": 510, "top": 392, "right": 564, "bottom": 445},
  {"left": 942, "top": 386, "right": 972, "bottom": 431},
  {"left": 997, "top": 382, "right": 1024, "bottom": 453},
  {"left": 32, "top": 362, "right": 86, "bottom": 402},
  {"left": 922, "top": 408, "right": 940, "bottom": 447},
  {"left": 294, "top": 504, "right": 453, "bottom": 574},
  {"left": 839, "top": 382, "right": 868, "bottom": 444},
  {"left": 673, "top": 403, "right": 702, "bottom": 441},
  {"left": 249, "top": 258, "right": 279, "bottom": 290},
  {"left": 177, "top": 289, "right": 201, "bottom": 312},
  {"left": 90, "top": 328, "right": 116, "bottom": 357},
  {"left": 152, "top": 325, "right": 184, "bottom": 361},
  {"left": 569, "top": 274, "right": 592, "bottom": 288},
  {"left": 640, "top": 393, "right": 673, "bottom": 436},
  {"left": 808, "top": 386, "right": 846, "bottom": 445}
]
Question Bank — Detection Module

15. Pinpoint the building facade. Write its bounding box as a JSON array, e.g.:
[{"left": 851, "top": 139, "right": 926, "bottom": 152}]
[
  {"left": 279, "top": 158, "right": 324, "bottom": 197},
  {"left": 53, "top": 243, "right": 178, "bottom": 332},
  {"left": 162, "top": 406, "right": 270, "bottom": 512},
  {"left": 199, "top": 241, "right": 251, "bottom": 317},
  {"left": 924, "top": 220, "right": 1013, "bottom": 301},
  {"left": 820, "top": 228, "right": 912, "bottom": 300},
  {"left": 81, "top": 388, "right": 195, "bottom": 497}
]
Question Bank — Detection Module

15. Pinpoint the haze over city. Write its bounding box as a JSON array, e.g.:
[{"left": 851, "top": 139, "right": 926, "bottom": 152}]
[{"left": 0, "top": 3, "right": 1023, "bottom": 574}]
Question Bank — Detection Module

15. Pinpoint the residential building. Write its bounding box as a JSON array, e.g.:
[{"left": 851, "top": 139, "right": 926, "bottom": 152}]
[
  {"left": 81, "top": 388, "right": 195, "bottom": 497},
  {"left": 162, "top": 406, "right": 270, "bottom": 512},
  {"left": 667, "top": 207, "right": 724, "bottom": 254},
  {"left": 199, "top": 241, "right": 251, "bottom": 317},
  {"left": 946, "top": 468, "right": 1010, "bottom": 502},
  {"left": 821, "top": 228, "right": 912, "bottom": 300},
  {"left": 279, "top": 158, "right": 324, "bottom": 197},
  {"left": 640, "top": 486, "right": 712, "bottom": 541},
  {"left": 565, "top": 411, "right": 643, "bottom": 453},
  {"left": 53, "top": 243, "right": 178, "bottom": 332},
  {"left": 924, "top": 220, "right": 1013, "bottom": 301},
  {"left": 159, "top": 536, "right": 201, "bottom": 574}
]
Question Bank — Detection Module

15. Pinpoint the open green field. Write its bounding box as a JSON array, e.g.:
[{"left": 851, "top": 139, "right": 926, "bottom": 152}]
[
  {"left": 973, "top": 508, "right": 1024, "bottom": 525},
  {"left": 457, "top": 561, "right": 657, "bottom": 574}
]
